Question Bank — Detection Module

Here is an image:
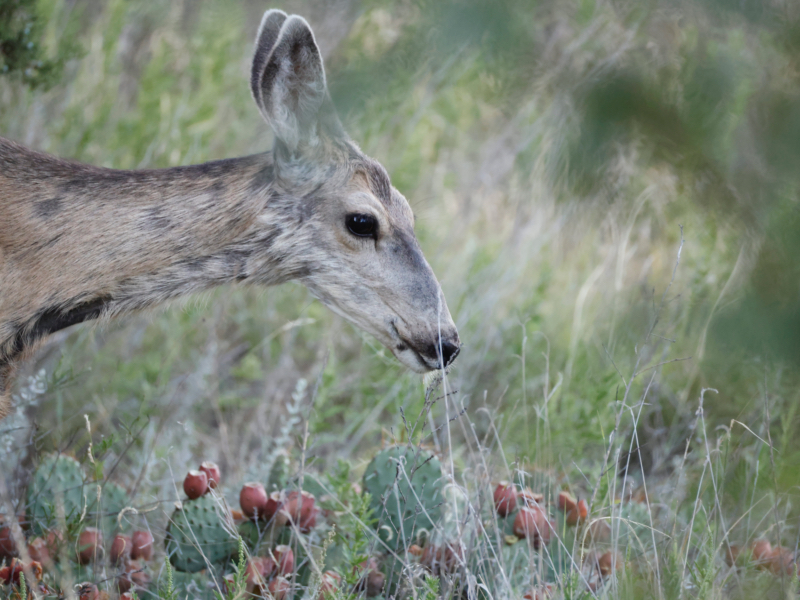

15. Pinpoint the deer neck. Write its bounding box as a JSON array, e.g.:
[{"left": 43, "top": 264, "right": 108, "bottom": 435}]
[{"left": 0, "top": 147, "right": 302, "bottom": 371}]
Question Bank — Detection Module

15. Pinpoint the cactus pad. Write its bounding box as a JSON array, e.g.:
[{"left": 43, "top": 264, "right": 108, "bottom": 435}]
[
  {"left": 267, "top": 452, "right": 289, "bottom": 493},
  {"left": 85, "top": 481, "right": 131, "bottom": 535},
  {"left": 166, "top": 570, "right": 218, "bottom": 600},
  {"left": 362, "top": 446, "right": 444, "bottom": 549},
  {"left": 166, "top": 494, "right": 236, "bottom": 572},
  {"left": 26, "top": 454, "right": 87, "bottom": 535}
]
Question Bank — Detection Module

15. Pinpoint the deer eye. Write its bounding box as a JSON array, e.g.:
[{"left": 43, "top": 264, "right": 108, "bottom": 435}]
[{"left": 346, "top": 213, "right": 377, "bottom": 238}]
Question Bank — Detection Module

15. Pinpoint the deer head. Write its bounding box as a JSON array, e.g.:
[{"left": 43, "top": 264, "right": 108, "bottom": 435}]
[
  {"left": 247, "top": 10, "right": 461, "bottom": 372},
  {"left": 0, "top": 10, "right": 460, "bottom": 419}
]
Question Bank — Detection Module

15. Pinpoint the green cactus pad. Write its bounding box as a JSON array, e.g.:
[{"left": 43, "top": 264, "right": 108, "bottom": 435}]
[
  {"left": 166, "top": 570, "right": 218, "bottom": 600},
  {"left": 362, "top": 446, "right": 444, "bottom": 549},
  {"left": 85, "top": 481, "right": 131, "bottom": 535},
  {"left": 267, "top": 452, "right": 289, "bottom": 493},
  {"left": 166, "top": 494, "right": 237, "bottom": 573},
  {"left": 237, "top": 519, "right": 273, "bottom": 554},
  {"left": 26, "top": 454, "right": 87, "bottom": 535},
  {"left": 70, "top": 565, "right": 98, "bottom": 587}
]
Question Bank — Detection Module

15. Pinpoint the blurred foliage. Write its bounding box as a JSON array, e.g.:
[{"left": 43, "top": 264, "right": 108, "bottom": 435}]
[
  {"left": 326, "top": 0, "right": 800, "bottom": 374},
  {"left": 0, "top": 0, "right": 81, "bottom": 88}
]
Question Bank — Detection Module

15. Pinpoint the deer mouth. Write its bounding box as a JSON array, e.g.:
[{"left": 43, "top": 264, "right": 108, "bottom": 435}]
[
  {"left": 388, "top": 320, "right": 447, "bottom": 373},
  {"left": 406, "top": 344, "right": 437, "bottom": 371}
]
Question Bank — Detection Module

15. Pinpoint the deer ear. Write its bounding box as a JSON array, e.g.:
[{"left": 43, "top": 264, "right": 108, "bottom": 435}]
[
  {"left": 251, "top": 13, "right": 340, "bottom": 154},
  {"left": 251, "top": 9, "right": 288, "bottom": 111}
]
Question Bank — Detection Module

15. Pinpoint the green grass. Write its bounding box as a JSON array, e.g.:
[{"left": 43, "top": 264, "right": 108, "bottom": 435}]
[{"left": 2, "top": 0, "right": 800, "bottom": 598}]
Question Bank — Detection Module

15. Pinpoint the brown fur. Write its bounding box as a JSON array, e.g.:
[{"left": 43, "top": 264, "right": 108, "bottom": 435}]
[{"left": 0, "top": 10, "right": 460, "bottom": 419}]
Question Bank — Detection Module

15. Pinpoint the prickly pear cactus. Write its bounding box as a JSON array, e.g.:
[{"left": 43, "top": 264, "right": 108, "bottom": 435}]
[
  {"left": 166, "top": 494, "right": 236, "bottom": 573},
  {"left": 237, "top": 519, "right": 273, "bottom": 554},
  {"left": 362, "top": 445, "right": 444, "bottom": 549},
  {"left": 86, "top": 481, "right": 131, "bottom": 535},
  {"left": 27, "top": 454, "right": 87, "bottom": 535},
  {"left": 267, "top": 452, "right": 289, "bottom": 493},
  {"left": 166, "top": 570, "right": 218, "bottom": 600}
]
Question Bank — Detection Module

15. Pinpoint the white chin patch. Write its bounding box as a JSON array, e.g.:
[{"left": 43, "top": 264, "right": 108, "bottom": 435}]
[{"left": 422, "top": 370, "right": 440, "bottom": 389}]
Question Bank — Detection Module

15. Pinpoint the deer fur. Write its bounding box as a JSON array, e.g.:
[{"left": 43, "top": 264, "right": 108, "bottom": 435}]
[{"left": 0, "top": 10, "right": 460, "bottom": 419}]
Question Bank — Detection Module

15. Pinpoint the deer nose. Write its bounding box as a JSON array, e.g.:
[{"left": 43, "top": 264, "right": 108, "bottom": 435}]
[
  {"left": 439, "top": 339, "right": 461, "bottom": 367},
  {"left": 422, "top": 334, "right": 460, "bottom": 368}
]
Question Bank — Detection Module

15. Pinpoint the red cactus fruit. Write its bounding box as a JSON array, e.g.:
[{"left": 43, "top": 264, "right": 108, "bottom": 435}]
[
  {"left": 769, "top": 546, "right": 795, "bottom": 575},
  {"left": 265, "top": 490, "right": 288, "bottom": 525},
  {"left": 77, "top": 582, "right": 100, "bottom": 600},
  {"left": 752, "top": 539, "right": 773, "bottom": 568},
  {"left": 274, "top": 544, "right": 295, "bottom": 575},
  {"left": 28, "top": 537, "right": 52, "bottom": 565},
  {"left": 493, "top": 482, "right": 517, "bottom": 517},
  {"left": 597, "top": 551, "right": 623, "bottom": 577},
  {"left": 245, "top": 557, "right": 272, "bottom": 595},
  {"left": 184, "top": 470, "right": 209, "bottom": 500},
  {"left": 0, "top": 558, "right": 22, "bottom": 585},
  {"left": 566, "top": 499, "right": 589, "bottom": 526},
  {"left": 354, "top": 557, "right": 384, "bottom": 597},
  {"left": 269, "top": 575, "right": 291, "bottom": 600},
  {"left": 28, "top": 560, "right": 43, "bottom": 583},
  {"left": 199, "top": 461, "right": 221, "bottom": 489},
  {"left": 725, "top": 544, "right": 743, "bottom": 567},
  {"left": 557, "top": 491, "right": 578, "bottom": 513},
  {"left": 77, "top": 527, "right": 103, "bottom": 564},
  {"left": 29, "top": 529, "right": 62, "bottom": 566},
  {"left": 264, "top": 556, "right": 279, "bottom": 578},
  {"left": 513, "top": 506, "right": 553, "bottom": 548},
  {"left": 0, "top": 525, "right": 17, "bottom": 561},
  {"left": 117, "top": 572, "right": 132, "bottom": 594},
  {"left": 408, "top": 544, "right": 423, "bottom": 556},
  {"left": 130, "top": 530, "right": 154, "bottom": 561},
  {"left": 110, "top": 534, "right": 131, "bottom": 565},
  {"left": 420, "top": 545, "right": 439, "bottom": 572},
  {"left": 128, "top": 560, "right": 150, "bottom": 595},
  {"left": 13, "top": 559, "right": 44, "bottom": 585},
  {"left": 318, "top": 570, "right": 342, "bottom": 599},
  {"left": 288, "top": 490, "right": 318, "bottom": 532},
  {"left": 118, "top": 560, "right": 149, "bottom": 593},
  {"left": 353, "top": 556, "right": 376, "bottom": 577},
  {"left": 420, "top": 543, "right": 464, "bottom": 575},
  {"left": 517, "top": 488, "right": 544, "bottom": 506},
  {"left": 240, "top": 482, "right": 268, "bottom": 519},
  {"left": 301, "top": 507, "right": 320, "bottom": 533},
  {"left": 366, "top": 569, "right": 385, "bottom": 597},
  {"left": 283, "top": 490, "right": 316, "bottom": 528}
]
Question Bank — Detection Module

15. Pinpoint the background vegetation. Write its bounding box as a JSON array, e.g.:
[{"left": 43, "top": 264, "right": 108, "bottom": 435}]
[{"left": 2, "top": 0, "right": 800, "bottom": 598}]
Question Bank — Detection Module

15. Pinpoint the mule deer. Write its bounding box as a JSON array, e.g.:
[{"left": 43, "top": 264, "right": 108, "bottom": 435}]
[{"left": 0, "top": 10, "right": 460, "bottom": 419}]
